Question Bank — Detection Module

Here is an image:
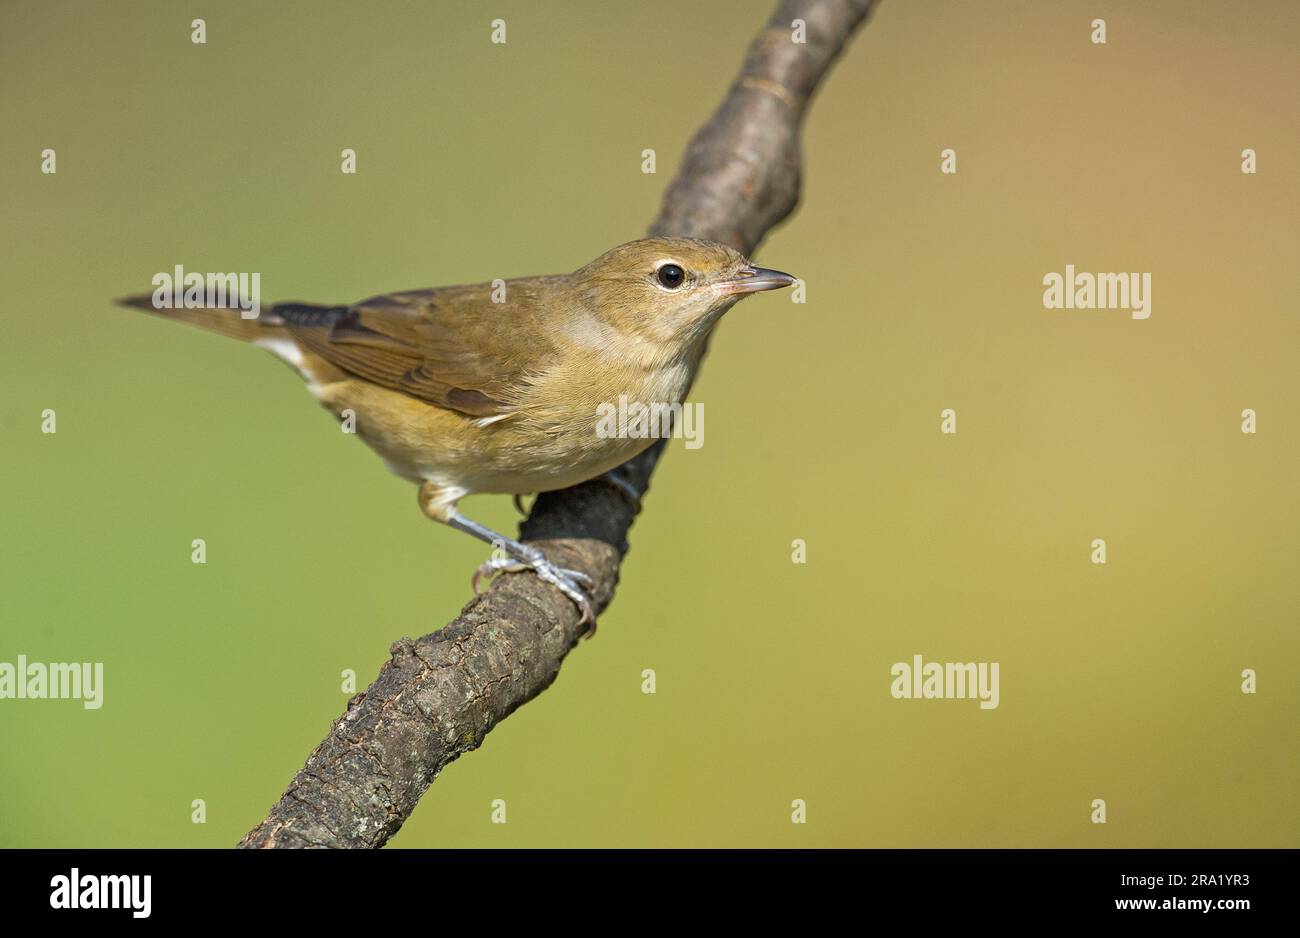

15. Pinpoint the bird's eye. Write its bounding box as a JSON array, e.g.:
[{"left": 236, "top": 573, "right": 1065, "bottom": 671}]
[{"left": 656, "top": 263, "right": 686, "bottom": 289}]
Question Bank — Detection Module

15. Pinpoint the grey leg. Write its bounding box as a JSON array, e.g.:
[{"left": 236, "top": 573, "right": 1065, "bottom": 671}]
[{"left": 447, "top": 510, "right": 596, "bottom": 627}]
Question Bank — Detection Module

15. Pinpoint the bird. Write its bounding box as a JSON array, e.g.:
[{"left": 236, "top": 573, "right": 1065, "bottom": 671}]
[{"left": 118, "top": 237, "right": 795, "bottom": 628}]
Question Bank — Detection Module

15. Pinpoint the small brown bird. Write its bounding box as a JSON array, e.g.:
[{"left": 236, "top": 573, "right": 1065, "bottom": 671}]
[{"left": 119, "top": 238, "right": 794, "bottom": 624}]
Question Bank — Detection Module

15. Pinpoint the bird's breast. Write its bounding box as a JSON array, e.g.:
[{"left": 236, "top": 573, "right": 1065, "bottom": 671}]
[
  {"left": 521, "top": 352, "right": 695, "bottom": 436},
  {"left": 310, "top": 345, "right": 700, "bottom": 497}
]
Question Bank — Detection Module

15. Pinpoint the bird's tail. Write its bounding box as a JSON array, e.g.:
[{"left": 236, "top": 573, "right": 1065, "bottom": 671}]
[{"left": 115, "top": 292, "right": 286, "bottom": 343}]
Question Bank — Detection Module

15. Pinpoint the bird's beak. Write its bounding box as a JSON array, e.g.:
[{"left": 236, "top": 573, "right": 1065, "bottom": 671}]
[{"left": 719, "top": 266, "right": 797, "bottom": 295}]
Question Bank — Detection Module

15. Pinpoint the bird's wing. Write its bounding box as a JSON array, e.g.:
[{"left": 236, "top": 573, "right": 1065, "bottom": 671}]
[{"left": 273, "top": 277, "right": 565, "bottom": 418}]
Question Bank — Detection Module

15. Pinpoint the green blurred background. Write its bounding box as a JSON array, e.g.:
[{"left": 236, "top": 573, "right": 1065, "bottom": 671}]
[{"left": 2, "top": 0, "right": 1296, "bottom": 848}]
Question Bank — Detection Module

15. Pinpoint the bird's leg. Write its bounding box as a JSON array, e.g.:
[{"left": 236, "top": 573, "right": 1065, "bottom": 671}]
[
  {"left": 418, "top": 482, "right": 595, "bottom": 628},
  {"left": 455, "top": 514, "right": 597, "bottom": 628},
  {"left": 512, "top": 493, "right": 530, "bottom": 515}
]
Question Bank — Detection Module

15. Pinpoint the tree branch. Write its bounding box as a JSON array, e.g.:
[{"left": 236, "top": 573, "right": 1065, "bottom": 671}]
[{"left": 238, "top": 0, "right": 878, "bottom": 849}]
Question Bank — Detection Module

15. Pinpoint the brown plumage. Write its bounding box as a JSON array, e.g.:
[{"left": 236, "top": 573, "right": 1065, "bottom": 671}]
[{"left": 118, "top": 237, "right": 795, "bottom": 627}]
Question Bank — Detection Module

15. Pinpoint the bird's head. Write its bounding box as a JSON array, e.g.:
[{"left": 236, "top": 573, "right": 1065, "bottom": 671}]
[{"left": 570, "top": 237, "right": 795, "bottom": 350}]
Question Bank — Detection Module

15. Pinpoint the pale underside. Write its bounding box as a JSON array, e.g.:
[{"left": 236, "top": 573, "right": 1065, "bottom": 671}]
[{"left": 254, "top": 280, "right": 701, "bottom": 504}]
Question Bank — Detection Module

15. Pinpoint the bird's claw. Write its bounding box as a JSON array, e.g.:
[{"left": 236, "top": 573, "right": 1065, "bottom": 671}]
[{"left": 472, "top": 550, "right": 597, "bottom": 633}]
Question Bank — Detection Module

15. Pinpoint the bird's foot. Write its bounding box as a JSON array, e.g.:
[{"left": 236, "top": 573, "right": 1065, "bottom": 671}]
[{"left": 472, "top": 547, "right": 597, "bottom": 631}]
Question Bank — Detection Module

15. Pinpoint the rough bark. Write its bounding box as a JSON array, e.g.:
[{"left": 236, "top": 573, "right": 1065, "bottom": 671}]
[{"left": 239, "top": 0, "right": 878, "bottom": 849}]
